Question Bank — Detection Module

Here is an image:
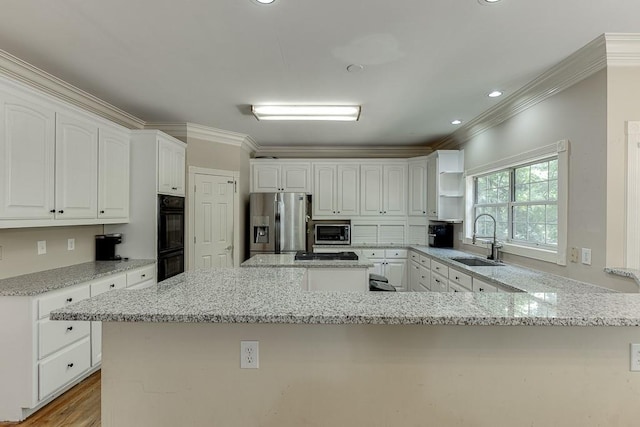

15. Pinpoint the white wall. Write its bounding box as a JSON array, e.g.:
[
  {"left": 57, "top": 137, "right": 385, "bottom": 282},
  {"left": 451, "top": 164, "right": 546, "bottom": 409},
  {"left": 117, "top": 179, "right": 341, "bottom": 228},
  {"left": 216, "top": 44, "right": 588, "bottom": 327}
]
[
  {"left": 102, "top": 322, "right": 640, "bottom": 427},
  {"left": 457, "top": 70, "right": 635, "bottom": 292}
]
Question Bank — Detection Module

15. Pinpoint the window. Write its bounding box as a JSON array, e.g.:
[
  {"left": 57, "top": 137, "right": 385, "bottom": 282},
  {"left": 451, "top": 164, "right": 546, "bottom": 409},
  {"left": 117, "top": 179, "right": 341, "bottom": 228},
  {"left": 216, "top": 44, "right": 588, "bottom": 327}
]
[
  {"left": 465, "top": 140, "right": 568, "bottom": 265},
  {"left": 474, "top": 157, "right": 558, "bottom": 248}
]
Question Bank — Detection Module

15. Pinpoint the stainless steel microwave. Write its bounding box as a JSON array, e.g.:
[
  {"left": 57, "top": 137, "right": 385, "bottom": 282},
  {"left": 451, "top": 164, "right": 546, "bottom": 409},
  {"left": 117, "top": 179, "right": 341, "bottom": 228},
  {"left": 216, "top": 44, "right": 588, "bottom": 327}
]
[{"left": 315, "top": 224, "right": 351, "bottom": 245}]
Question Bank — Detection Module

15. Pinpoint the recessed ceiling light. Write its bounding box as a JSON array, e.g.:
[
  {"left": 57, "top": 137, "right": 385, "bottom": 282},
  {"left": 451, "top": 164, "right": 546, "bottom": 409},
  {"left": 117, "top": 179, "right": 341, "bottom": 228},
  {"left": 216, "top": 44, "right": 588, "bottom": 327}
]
[
  {"left": 451, "top": 119, "right": 462, "bottom": 125},
  {"left": 252, "top": 105, "right": 361, "bottom": 121},
  {"left": 488, "top": 90, "right": 503, "bottom": 98},
  {"left": 346, "top": 64, "right": 364, "bottom": 73},
  {"left": 478, "top": 0, "right": 501, "bottom": 4},
  {"left": 253, "top": 0, "right": 275, "bottom": 4}
]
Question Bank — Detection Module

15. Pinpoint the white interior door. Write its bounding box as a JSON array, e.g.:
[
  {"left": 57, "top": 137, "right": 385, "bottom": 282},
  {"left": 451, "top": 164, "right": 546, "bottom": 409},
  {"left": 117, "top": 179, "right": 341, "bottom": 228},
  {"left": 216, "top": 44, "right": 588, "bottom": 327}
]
[{"left": 194, "top": 173, "right": 234, "bottom": 268}]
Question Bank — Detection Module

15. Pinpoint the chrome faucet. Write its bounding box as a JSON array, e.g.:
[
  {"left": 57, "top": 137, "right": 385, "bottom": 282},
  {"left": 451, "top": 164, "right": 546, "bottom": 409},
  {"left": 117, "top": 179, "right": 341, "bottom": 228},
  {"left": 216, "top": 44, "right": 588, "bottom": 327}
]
[{"left": 472, "top": 213, "right": 502, "bottom": 261}]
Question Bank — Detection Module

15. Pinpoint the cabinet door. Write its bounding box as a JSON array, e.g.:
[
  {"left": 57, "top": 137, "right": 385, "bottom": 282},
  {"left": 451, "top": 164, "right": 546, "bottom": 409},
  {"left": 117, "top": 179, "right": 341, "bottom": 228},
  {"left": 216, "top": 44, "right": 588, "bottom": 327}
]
[
  {"left": 281, "top": 164, "right": 310, "bottom": 193},
  {"left": 157, "top": 138, "right": 175, "bottom": 194},
  {"left": 409, "top": 261, "right": 420, "bottom": 291},
  {"left": 336, "top": 164, "right": 359, "bottom": 216},
  {"left": 55, "top": 112, "right": 98, "bottom": 219},
  {"left": 360, "top": 164, "right": 383, "bottom": 216},
  {"left": 98, "top": 128, "right": 130, "bottom": 219},
  {"left": 408, "top": 161, "right": 427, "bottom": 216},
  {"left": 252, "top": 164, "right": 281, "bottom": 192},
  {"left": 313, "top": 164, "right": 336, "bottom": 216},
  {"left": 426, "top": 155, "right": 438, "bottom": 218},
  {"left": 383, "top": 164, "right": 407, "bottom": 216},
  {"left": 172, "top": 143, "right": 186, "bottom": 196},
  {"left": 0, "top": 92, "right": 56, "bottom": 220},
  {"left": 385, "top": 259, "right": 407, "bottom": 290}
]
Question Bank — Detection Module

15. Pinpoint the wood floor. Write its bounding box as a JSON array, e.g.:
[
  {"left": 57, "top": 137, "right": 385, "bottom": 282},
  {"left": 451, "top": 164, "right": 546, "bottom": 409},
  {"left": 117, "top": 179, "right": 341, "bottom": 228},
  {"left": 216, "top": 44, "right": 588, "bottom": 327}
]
[{"left": 0, "top": 371, "right": 101, "bottom": 427}]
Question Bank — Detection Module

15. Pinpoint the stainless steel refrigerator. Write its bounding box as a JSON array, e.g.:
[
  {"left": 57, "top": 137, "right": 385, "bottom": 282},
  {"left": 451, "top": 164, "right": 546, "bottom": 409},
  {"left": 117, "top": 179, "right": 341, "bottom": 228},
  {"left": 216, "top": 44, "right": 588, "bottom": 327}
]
[{"left": 249, "top": 192, "right": 310, "bottom": 257}]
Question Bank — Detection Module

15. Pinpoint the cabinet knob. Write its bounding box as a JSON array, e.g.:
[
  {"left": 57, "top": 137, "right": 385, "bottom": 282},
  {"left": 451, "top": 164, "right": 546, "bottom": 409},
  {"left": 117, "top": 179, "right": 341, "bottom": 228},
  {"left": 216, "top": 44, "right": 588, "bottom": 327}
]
[
  {"left": 479, "top": 288, "right": 485, "bottom": 292},
  {"left": 67, "top": 363, "right": 74, "bottom": 369},
  {"left": 333, "top": 211, "right": 336, "bottom": 214},
  {"left": 384, "top": 211, "right": 387, "bottom": 214},
  {"left": 141, "top": 274, "right": 146, "bottom": 278},
  {"left": 66, "top": 326, "right": 73, "bottom": 332},
  {"left": 337, "top": 211, "right": 340, "bottom": 214},
  {"left": 455, "top": 276, "right": 459, "bottom": 280},
  {"left": 423, "top": 211, "right": 426, "bottom": 214},
  {"left": 100, "top": 210, "right": 105, "bottom": 214},
  {"left": 58, "top": 210, "right": 64, "bottom": 214},
  {"left": 66, "top": 298, "right": 73, "bottom": 303},
  {"left": 379, "top": 211, "right": 382, "bottom": 214},
  {"left": 110, "top": 284, "right": 115, "bottom": 288},
  {"left": 49, "top": 209, "right": 55, "bottom": 213},
  {"left": 172, "top": 187, "right": 178, "bottom": 190}
]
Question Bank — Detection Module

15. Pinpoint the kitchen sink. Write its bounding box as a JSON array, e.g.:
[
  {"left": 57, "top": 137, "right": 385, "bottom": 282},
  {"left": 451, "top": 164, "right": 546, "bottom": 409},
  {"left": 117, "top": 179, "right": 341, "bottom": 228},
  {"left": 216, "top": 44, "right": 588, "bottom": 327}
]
[{"left": 450, "top": 257, "right": 504, "bottom": 267}]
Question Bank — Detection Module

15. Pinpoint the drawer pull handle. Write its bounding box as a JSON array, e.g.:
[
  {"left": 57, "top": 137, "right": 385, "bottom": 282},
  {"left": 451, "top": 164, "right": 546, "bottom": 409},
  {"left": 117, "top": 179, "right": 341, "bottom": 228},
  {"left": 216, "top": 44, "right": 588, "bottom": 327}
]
[
  {"left": 58, "top": 210, "right": 64, "bottom": 214},
  {"left": 479, "top": 288, "right": 485, "bottom": 292},
  {"left": 66, "top": 326, "right": 73, "bottom": 332},
  {"left": 110, "top": 283, "right": 115, "bottom": 288},
  {"left": 66, "top": 298, "right": 73, "bottom": 303},
  {"left": 67, "top": 363, "right": 74, "bottom": 368}
]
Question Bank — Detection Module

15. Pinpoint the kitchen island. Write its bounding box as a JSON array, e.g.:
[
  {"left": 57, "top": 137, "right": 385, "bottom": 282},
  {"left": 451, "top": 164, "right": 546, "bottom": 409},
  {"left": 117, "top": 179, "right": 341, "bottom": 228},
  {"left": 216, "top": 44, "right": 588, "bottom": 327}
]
[
  {"left": 241, "top": 252, "right": 374, "bottom": 292},
  {"left": 51, "top": 263, "right": 640, "bottom": 427}
]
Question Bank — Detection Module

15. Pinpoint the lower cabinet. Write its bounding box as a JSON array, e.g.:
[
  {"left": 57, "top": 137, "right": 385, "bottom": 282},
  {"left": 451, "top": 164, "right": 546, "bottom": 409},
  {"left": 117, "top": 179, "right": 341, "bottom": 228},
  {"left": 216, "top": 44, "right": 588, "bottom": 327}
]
[
  {"left": 0, "top": 264, "right": 156, "bottom": 422},
  {"left": 362, "top": 248, "right": 408, "bottom": 291}
]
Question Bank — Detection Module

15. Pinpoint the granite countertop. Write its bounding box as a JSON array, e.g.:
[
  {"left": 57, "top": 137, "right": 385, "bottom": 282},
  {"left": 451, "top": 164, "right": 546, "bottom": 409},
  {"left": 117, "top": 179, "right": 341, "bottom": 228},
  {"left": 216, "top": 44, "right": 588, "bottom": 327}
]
[
  {"left": 241, "top": 253, "right": 374, "bottom": 268},
  {"left": 0, "top": 259, "right": 156, "bottom": 296},
  {"left": 51, "top": 266, "right": 640, "bottom": 326},
  {"left": 605, "top": 267, "right": 640, "bottom": 285}
]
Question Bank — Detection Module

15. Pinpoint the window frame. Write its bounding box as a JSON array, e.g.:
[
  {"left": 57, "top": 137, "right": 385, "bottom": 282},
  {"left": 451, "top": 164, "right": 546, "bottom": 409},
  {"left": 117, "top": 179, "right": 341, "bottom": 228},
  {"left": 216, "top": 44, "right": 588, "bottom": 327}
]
[{"left": 464, "top": 141, "right": 569, "bottom": 265}]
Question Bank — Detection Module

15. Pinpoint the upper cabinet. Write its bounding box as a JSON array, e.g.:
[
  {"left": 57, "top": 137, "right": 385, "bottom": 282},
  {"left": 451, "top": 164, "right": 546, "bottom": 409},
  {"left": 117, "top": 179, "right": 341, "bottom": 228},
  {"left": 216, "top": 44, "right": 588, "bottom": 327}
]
[
  {"left": 360, "top": 162, "right": 407, "bottom": 216},
  {"left": 251, "top": 161, "right": 311, "bottom": 193},
  {"left": 408, "top": 158, "right": 427, "bottom": 216},
  {"left": 313, "top": 163, "right": 359, "bottom": 218},
  {"left": 426, "top": 150, "right": 464, "bottom": 222},
  {"left": 158, "top": 136, "right": 186, "bottom": 196},
  {"left": 0, "top": 80, "right": 131, "bottom": 228}
]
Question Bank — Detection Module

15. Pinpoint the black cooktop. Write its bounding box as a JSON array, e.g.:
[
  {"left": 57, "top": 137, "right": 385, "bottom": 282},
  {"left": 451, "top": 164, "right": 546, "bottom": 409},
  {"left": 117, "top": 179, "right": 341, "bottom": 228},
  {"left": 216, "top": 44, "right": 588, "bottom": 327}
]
[{"left": 294, "top": 251, "right": 359, "bottom": 261}]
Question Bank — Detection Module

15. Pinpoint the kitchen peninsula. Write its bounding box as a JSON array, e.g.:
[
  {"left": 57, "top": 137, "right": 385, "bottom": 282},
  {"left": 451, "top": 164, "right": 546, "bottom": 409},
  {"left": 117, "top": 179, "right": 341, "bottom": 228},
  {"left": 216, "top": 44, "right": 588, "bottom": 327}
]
[{"left": 51, "top": 253, "right": 640, "bottom": 427}]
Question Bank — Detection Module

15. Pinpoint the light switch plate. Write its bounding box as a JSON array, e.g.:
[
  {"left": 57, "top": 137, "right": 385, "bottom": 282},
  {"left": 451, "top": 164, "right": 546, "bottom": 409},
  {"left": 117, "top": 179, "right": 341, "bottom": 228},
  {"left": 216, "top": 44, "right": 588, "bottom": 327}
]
[
  {"left": 67, "top": 238, "right": 75, "bottom": 251},
  {"left": 631, "top": 344, "right": 640, "bottom": 371},
  {"left": 37, "top": 240, "right": 46, "bottom": 255},
  {"left": 581, "top": 248, "right": 592, "bottom": 265}
]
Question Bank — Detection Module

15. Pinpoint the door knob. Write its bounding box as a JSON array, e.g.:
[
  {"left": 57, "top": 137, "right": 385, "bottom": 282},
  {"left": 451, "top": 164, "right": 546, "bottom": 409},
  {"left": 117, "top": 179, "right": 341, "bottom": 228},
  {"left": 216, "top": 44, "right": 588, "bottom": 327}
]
[{"left": 225, "top": 245, "right": 233, "bottom": 251}]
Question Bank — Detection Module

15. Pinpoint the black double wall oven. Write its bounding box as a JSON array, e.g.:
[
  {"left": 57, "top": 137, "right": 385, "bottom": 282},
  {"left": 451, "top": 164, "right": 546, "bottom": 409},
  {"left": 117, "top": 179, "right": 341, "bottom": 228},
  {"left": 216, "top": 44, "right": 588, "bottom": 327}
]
[{"left": 158, "top": 194, "right": 185, "bottom": 281}]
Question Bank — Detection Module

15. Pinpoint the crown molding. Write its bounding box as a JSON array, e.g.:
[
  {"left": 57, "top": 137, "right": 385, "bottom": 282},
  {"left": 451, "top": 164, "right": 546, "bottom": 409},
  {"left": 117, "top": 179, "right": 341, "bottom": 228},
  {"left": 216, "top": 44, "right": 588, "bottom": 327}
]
[
  {"left": 433, "top": 34, "right": 609, "bottom": 150},
  {"left": 253, "top": 145, "right": 432, "bottom": 159},
  {"left": 146, "top": 122, "right": 259, "bottom": 154},
  {"left": 604, "top": 33, "right": 640, "bottom": 66},
  {"left": 0, "top": 49, "right": 145, "bottom": 129}
]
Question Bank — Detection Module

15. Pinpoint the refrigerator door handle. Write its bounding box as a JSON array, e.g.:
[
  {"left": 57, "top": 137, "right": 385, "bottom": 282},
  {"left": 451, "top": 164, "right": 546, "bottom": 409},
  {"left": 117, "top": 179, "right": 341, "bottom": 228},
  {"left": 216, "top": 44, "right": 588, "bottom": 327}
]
[{"left": 274, "top": 199, "right": 282, "bottom": 253}]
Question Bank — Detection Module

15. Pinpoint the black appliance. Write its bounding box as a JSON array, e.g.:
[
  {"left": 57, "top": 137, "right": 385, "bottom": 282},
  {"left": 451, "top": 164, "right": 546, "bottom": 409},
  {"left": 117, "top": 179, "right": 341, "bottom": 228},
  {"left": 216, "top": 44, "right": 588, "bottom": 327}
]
[
  {"left": 294, "top": 251, "right": 358, "bottom": 261},
  {"left": 314, "top": 223, "right": 351, "bottom": 245},
  {"left": 158, "top": 195, "right": 185, "bottom": 281},
  {"left": 428, "top": 223, "right": 454, "bottom": 248},
  {"left": 95, "top": 234, "right": 123, "bottom": 260}
]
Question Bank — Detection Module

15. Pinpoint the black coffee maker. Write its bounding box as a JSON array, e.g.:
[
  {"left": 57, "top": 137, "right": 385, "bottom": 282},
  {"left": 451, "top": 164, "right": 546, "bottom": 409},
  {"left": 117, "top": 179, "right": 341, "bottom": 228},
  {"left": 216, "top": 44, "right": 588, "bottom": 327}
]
[{"left": 95, "top": 234, "right": 123, "bottom": 261}]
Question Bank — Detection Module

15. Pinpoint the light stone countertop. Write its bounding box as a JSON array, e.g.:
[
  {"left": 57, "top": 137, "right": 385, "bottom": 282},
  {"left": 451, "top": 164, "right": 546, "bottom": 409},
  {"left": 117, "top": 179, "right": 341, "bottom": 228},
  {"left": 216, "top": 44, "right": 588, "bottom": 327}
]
[
  {"left": 605, "top": 267, "right": 640, "bottom": 286},
  {"left": 241, "top": 253, "right": 374, "bottom": 268},
  {"left": 0, "top": 259, "right": 156, "bottom": 296},
  {"left": 51, "top": 266, "right": 640, "bottom": 326}
]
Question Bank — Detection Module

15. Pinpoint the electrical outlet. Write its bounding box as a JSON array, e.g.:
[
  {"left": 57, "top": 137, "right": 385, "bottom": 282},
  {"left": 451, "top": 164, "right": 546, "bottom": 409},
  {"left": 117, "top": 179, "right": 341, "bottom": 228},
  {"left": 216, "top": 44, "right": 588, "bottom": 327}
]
[
  {"left": 570, "top": 247, "right": 579, "bottom": 263},
  {"left": 67, "top": 238, "right": 75, "bottom": 251},
  {"left": 240, "top": 341, "right": 259, "bottom": 369},
  {"left": 581, "top": 248, "right": 592, "bottom": 265},
  {"left": 37, "top": 240, "right": 46, "bottom": 255},
  {"left": 631, "top": 344, "right": 640, "bottom": 371}
]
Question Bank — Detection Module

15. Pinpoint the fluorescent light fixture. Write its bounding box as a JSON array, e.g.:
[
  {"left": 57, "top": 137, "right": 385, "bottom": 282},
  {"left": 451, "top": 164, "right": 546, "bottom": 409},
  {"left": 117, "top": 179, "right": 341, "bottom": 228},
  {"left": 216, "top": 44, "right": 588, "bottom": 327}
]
[
  {"left": 488, "top": 90, "right": 503, "bottom": 98},
  {"left": 252, "top": 105, "right": 361, "bottom": 121},
  {"left": 451, "top": 119, "right": 462, "bottom": 125}
]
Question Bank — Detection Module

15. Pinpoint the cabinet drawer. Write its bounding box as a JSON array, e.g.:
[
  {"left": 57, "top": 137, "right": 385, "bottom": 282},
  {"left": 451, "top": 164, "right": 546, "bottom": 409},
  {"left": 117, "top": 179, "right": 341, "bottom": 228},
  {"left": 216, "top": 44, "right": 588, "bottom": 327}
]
[
  {"left": 90, "top": 274, "right": 126, "bottom": 296},
  {"left": 38, "top": 285, "right": 90, "bottom": 319},
  {"left": 362, "top": 249, "right": 384, "bottom": 259},
  {"left": 39, "top": 318, "right": 90, "bottom": 359},
  {"left": 473, "top": 278, "right": 498, "bottom": 293},
  {"left": 385, "top": 249, "right": 407, "bottom": 259},
  {"left": 127, "top": 279, "right": 156, "bottom": 290},
  {"left": 430, "top": 272, "right": 448, "bottom": 292},
  {"left": 409, "top": 251, "right": 419, "bottom": 262},
  {"left": 39, "top": 337, "right": 91, "bottom": 400},
  {"left": 414, "top": 280, "right": 430, "bottom": 292},
  {"left": 419, "top": 255, "right": 431, "bottom": 269},
  {"left": 448, "top": 268, "right": 472, "bottom": 291},
  {"left": 430, "top": 260, "right": 448, "bottom": 277},
  {"left": 127, "top": 265, "right": 155, "bottom": 287},
  {"left": 449, "top": 282, "right": 471, "bottom": 293}
]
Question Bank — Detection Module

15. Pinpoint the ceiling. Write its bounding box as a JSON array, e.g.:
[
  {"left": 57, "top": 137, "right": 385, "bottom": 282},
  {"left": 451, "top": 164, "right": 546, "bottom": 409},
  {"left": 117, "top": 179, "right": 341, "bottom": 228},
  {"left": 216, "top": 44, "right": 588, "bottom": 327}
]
[{"left": 1, "top": 0, "right": 639, "bottom": 148}]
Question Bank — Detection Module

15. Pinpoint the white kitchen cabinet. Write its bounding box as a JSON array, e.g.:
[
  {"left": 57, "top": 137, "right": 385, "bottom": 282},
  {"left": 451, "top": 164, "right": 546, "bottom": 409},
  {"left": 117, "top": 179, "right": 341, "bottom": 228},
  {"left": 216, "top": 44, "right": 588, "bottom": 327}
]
[
  {"left": 426, "top": 150, "right": 464, "bottom": 221},
  {"left": 409, "top": 251, "right": 431, "bottom": 292},
  {"left": 360, "top": 163, "right": 407, "bottom": 216},
  {"left": 473, "top": 278, "right": 498, "bottom": 293},
  {"left": 363, "top": 248, "right": 408, "bottom": 291},
  {"left": 158, "top": 136, "right": 186, "bottom": 196},
  {"left": 448, "top": 267, "right": 472, "bottom": 291},
  {"left": 0, "top": 79, "right": 131, "bottom": 228},
  {"left": 430, "top": 271, "right": 448, "bottom": 292},
  {"left": 408, "top": 157, "right": 428, "bottom": 216},
  {"left": 313, "top": 163, "right": 359, "bottom": 218},
  {"left": 251, "top": 161, "right": 311, "bottom": 193},
  {"left": 98, "top": 127, "right": 130, "bottom": 220},
  {"left": 0, "top": 88, "right": 56, "bottom": 220},
  {"left": 55, "top": 112, "right": 98, "bottom": 220}
]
